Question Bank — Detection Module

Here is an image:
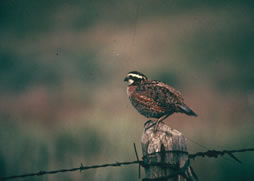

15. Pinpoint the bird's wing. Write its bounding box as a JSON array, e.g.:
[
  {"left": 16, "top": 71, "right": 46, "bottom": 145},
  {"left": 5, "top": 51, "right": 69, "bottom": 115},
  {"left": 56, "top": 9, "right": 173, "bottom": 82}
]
[
  {"left": 129, "top": 92, "right": 166, "bottom": 114},
  {"left": 152, "top": 81, "right": 198, "bottom": 116},
  {"left": 152, "top": 80, "right": 184, "bottom": 102},
  {"left": 135, "top": 81, "right": 184, "bottom": 108}
]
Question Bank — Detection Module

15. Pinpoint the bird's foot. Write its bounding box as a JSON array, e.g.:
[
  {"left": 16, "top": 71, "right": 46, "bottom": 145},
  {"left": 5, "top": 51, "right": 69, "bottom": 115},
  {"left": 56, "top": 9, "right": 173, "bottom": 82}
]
[
  {"left": 154, "top": 121, "right": 160, "bottom": 132},
  {"left": 144, "top": 120, "right": 156, "bottom": 131},
  {"left": 144, "top": 120, "right": 164, "bottom": 132},
  {"left": 144, "top": 120, "right": 153, "bottom": 127}
]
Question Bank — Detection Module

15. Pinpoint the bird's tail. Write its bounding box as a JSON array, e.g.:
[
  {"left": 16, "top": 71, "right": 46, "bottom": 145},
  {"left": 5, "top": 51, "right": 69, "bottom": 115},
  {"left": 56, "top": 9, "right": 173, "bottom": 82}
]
[{"left": 178, "top": 104, "right": 198, "bottom": 117}]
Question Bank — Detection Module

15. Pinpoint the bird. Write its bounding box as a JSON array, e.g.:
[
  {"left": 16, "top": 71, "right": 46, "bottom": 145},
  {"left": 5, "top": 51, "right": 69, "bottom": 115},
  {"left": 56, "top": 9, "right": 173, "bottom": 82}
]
[{"left": 124, "top": 71, "right": 197, "bottom": 130}]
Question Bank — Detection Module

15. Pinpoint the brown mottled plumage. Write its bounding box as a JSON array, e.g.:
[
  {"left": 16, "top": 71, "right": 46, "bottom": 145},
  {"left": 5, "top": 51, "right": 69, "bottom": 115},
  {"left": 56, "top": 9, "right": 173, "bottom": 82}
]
[{"left": 124, "top": 71, "right": 197, "bottom": 130}]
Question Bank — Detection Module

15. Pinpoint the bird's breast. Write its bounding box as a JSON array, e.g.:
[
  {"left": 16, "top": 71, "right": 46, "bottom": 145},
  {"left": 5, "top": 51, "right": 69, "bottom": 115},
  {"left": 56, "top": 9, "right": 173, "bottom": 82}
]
[{"left": 127, "top": 85, "right": 137, "bottom": 97}]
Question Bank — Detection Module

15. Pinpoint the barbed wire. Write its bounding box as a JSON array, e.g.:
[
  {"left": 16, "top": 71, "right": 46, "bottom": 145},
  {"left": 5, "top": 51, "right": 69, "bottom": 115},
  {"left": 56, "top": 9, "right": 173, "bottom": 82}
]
[
  {"left": 0, "top": 147, "right": 253, "bottom": 181},
  {"left": 0, "top": 160, "right": 140, "bottom": 181},
  {"left": 189, "top": 148, "right": 254, "bottom": 163}
]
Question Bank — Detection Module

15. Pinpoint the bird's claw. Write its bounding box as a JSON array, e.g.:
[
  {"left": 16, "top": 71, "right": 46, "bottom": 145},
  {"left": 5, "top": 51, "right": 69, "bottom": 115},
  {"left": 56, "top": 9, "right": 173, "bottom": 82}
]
[
  {"left": 144, "top": 120, "right": 163, "bottom": 132},
  {"left": 144, "top": 120, "right": 156, "bottom": 131}
]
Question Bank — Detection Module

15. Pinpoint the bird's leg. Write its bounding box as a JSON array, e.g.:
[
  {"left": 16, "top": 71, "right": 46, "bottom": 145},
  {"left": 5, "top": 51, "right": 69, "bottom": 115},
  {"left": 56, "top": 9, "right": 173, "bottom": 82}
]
[
  {"left": 154, "top": 114, "right": 170, "bottom": 131},
  {"left": 144, "top": 114, "right": 170, "bottom": 131},
  {"left": 144, "top": 120, "right": 157, "bottom": 131},
  {"left": 144, "top": 120, "right": 153, "bottom": 131},
  {"left": 144, "top": 120, "right": 154, "bottom": 127}
]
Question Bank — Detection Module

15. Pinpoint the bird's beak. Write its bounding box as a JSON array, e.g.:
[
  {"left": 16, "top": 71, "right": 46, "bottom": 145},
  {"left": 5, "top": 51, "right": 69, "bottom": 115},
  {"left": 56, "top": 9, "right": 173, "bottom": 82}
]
[{"left": 124, "top": 77, "right": 128, "bottom": 82}]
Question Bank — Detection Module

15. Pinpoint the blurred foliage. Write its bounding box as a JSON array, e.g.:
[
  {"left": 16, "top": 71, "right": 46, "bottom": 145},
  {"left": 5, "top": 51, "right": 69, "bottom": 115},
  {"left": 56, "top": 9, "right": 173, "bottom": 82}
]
[
  {"left": 0, "top": 50, "right": 60, "bottom": 92},
  {"left": 0, "top": 0, "right": 254, "bottom": 180}
]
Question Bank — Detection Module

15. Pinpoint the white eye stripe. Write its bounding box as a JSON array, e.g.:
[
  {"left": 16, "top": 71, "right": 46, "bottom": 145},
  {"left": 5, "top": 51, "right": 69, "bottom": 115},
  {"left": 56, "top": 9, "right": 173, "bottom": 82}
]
[{"left": 128, "top": 73, "right": 144, "bottom": 79}]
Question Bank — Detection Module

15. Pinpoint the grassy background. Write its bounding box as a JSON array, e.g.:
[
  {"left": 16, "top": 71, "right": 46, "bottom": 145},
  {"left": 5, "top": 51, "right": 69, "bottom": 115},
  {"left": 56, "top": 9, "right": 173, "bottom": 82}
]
[{"left": 1, "top": 0, "right": 254, "bottom": 180}]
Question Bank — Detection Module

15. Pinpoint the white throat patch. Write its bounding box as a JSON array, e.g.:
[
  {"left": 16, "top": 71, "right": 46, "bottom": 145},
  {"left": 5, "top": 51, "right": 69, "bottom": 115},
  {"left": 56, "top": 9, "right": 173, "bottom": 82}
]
[{"left": 128, "top": 79, "right": 134, "bottom": 85}]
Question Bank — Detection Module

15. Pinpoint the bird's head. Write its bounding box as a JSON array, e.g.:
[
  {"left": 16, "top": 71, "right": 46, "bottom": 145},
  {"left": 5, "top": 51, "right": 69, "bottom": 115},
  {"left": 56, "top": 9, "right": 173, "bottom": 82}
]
[{"left": 124, "top": 71, "right": 148, "bottom": 85}]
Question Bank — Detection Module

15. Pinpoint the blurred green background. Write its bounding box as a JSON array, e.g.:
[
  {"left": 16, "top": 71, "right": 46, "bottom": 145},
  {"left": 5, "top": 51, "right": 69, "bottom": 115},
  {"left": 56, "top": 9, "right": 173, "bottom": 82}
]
[{"left": 1, "top": 0, "right": 254, "bottom": 180}]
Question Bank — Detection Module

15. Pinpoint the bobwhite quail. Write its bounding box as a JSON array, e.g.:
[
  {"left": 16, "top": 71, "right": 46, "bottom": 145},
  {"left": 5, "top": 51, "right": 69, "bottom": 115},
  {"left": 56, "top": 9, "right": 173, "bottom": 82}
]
[{"left": 124, "top": 71, "right": 197, "bottom": 130}]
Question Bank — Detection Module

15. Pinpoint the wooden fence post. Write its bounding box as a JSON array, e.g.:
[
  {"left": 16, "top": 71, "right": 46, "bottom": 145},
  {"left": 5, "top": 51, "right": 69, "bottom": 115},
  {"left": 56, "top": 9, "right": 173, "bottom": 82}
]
[{"left": 141, "top": 120, "right": 195, "bottom": 181}]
